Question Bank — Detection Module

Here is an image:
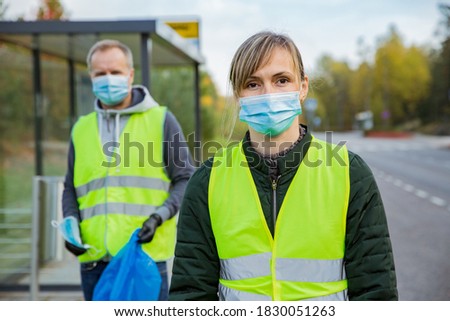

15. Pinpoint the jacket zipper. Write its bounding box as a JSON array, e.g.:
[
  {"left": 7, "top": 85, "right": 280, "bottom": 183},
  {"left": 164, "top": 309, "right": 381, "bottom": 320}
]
[{"left": 271, "top": 175, "right": 281, "bottom": 231}]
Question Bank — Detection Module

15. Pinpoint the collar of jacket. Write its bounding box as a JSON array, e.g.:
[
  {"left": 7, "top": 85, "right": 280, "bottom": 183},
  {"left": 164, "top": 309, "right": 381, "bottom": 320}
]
[{"left": 241, "top": 124, "right": 312, "bottom": 177}]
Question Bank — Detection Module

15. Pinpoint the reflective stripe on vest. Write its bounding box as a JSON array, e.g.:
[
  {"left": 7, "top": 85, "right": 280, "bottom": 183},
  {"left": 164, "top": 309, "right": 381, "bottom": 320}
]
[
  {"left": 219, "top": 285, "right": 348, "bottom": 301},
  {"left": 72, "top": 106, "right": 176, "bottom": 263},
  {"left": 220, "top": 254, "right": 345, "bottom": 282},
  {"left": 80, "top": 203, "right": 160, "bottom": 220},
  {"left": 76, "top": 176, "right": 170, "bottom": 198},
  {"left": 209, "top": 136, "right": 350, "bottom": 301}
]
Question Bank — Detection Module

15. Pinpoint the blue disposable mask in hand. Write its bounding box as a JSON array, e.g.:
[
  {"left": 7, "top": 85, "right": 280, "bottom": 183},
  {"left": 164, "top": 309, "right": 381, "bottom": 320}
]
[
  {"left": 239, "top": 91, "right": 302, "bottom": 136},
  {"left": 51, "top": 217, "right": 91, "bottom": 250},
  {"left": 92, "top": 74, "right": 130, "bottom": 106}
]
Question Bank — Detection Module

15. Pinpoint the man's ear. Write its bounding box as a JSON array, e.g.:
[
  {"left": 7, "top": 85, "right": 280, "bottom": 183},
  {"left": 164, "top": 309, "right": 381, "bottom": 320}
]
[{"left": 129, "top": 68, "right": 135, "bottom": 85}]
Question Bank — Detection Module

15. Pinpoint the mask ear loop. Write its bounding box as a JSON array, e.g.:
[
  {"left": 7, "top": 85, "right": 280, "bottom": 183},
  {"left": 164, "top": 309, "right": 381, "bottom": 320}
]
[{"left": 51, "top": 219, "right": 59, "bottom": 229}]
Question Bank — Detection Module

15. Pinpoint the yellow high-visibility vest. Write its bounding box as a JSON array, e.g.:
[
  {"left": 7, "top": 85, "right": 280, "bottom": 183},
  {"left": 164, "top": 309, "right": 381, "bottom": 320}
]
[
  {"left": 72, "top": 106, "right": 176, "bottom": 263},
  {"left": 209, "top": 136, "right": 349, "bottom": 300}
]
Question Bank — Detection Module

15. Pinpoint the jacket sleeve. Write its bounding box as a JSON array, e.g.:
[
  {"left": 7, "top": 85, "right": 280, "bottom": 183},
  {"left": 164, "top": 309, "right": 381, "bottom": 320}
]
[
  {"left": 169, "top": 159, "right": 220, "bottom": 300},
  {"left": 345, "top": 151, "right": 398, "bottom": 300},
  {"left": 158, "top": 111, "right": 196, "bottom": 222},
  {"left": 62, "top": 139, "right": 81, "bottom": 221}
]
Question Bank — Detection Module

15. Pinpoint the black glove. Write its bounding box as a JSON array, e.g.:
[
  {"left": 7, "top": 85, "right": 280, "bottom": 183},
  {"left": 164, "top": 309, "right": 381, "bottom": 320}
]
[
  {"left": 138, "top": 214, "right": 162, "bottom": 244},
  {"left": 65, "top": 241, "right": 87, "bottom": 256}
]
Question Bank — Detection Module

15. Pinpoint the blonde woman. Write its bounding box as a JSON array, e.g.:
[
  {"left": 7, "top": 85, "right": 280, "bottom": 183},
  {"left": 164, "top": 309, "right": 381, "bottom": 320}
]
[{"left": 169, "top": 31, "right": 398, "bottom": 301}]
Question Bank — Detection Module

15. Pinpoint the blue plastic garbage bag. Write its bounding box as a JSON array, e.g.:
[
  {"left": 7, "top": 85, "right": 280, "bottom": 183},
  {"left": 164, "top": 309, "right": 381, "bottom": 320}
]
[{"left": 92, "top": 229, "right": 162, "bottom": 301}]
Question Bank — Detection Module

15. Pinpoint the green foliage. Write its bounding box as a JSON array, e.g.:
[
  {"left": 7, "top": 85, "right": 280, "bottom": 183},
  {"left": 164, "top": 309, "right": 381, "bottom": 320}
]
[
  {"left": 199, "top": 69, "right": 222, "bottom": 142},
  {"left": 150, "top": 66, "right": 196, "bottom": 139},
  {"left": 150, "top": 66, "right": 223, "bottom": 161},
  {"left": 373, "top": 26, "right": 431, "bottom": 126},
  {"left": 312, "top": 55, "right": 353, "bottom": 130},
  {"left": 418, "top": 4, "right": 450, "bottom": 134},
  {"left": 0, "top": 44, "right": 34, "bottom": 147}
]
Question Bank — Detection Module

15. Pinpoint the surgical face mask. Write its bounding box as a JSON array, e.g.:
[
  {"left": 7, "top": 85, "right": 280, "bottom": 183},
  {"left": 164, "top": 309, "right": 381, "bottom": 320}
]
[
  {"left": 239, "top": 91, "right": 302, "bottom": 137},
  {"left": 92, "top": 74, "right": 130, "bottom": 106},
  {"left": 51, "top": 217, "right": 91, "bottom": 250}
]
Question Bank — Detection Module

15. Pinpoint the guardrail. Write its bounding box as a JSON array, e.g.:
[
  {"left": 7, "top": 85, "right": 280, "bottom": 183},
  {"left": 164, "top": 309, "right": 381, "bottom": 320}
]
[{"left": 0, "top": 176, "right": 64, "bottom": 300}]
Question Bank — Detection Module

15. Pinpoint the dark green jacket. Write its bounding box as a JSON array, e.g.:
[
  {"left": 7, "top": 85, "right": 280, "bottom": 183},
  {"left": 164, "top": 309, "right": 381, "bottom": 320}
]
[{"left": 169, "top": 128, "right": 398, "bottom": 301}]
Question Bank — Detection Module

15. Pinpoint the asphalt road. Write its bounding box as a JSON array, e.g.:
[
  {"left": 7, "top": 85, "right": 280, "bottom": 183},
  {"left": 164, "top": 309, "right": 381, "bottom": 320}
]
[{"left": 315, "top": 131, "right": 450, "bottom": 301}]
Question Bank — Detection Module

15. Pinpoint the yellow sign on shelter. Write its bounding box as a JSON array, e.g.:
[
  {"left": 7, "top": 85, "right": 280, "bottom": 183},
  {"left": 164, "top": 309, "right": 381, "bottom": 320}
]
[{"left": 165, "top": 21, "right": 199, "bottom": 39}]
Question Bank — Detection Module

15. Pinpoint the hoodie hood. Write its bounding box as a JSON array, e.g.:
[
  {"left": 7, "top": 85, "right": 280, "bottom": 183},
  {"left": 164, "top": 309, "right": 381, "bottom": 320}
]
[{"left": 94, "top": 85, "right": 160, "bottom": 151}]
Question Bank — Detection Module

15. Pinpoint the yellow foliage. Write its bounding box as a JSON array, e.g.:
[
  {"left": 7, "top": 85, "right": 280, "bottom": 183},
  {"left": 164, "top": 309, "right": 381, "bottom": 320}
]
[{"left": 201, "top": 95, "right": 213, "bottom": 107}]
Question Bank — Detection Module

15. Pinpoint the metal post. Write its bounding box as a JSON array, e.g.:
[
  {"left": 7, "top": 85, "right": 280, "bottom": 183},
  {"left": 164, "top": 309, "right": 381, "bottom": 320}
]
[
  {"left": 68, "top": 34, "right": 76, "bottom": 129},
  {"left": 30, "top": 176, "right": 41, "bottom": 300},
  {"left": 32, "top": 35, "right": 43, "bottom": 176},
  {"left": 194, "top": 62, "right": 201, "bottom": 166},
  {"left": 140, "top": 33, "right": 151, "bottom": 90},
  {"left": 47, "top": 176, "right": 64, "bottom": 261}
]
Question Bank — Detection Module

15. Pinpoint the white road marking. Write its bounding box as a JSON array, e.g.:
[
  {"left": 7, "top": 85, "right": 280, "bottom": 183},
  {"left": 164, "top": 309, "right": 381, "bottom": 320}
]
[
  {"left": 403, "top": 184, "right": 414, "bottom": 192},
  {"left": 415, "top": 190, "right": 429, "bottom": 198},
  {"left": 373, "top": 168, "right": 449, "bottom": 212},
  {"left": 393, "top": 179, "right": 403, "bottom": 187},
  {"left": 430, "top": 196, "right": 446, "bottom": 207}
]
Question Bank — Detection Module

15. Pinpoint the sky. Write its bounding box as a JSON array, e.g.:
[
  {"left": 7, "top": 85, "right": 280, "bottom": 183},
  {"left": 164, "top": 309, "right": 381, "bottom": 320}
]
[{"left": 4, "top": 0, "right": 448, "bottom": 95}]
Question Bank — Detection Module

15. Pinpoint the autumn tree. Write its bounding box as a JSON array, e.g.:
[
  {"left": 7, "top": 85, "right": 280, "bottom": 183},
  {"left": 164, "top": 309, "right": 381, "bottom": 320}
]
[
  {"left": 199, "top": 69, "right": 223, "bottom": 142},
  {"left": 349, "top": 62, "right": 373, "bottom": 114},
  {"left": 349, "top": 37, "right": 373, "bottom": 114},
  {"left": 36, "top": 0, "right": 68, "bottom": 20},
  {"left": 372, "top": 26, "right": 431, "bottom": 127},
  {"left": 312, "top": 55, "right": 353, "bottom": 130}
]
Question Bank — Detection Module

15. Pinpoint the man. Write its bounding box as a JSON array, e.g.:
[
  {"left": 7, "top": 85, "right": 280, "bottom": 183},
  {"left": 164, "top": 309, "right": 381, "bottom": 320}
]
[{"left": 62, "top": 39, "right": 195, "bottom": 301}]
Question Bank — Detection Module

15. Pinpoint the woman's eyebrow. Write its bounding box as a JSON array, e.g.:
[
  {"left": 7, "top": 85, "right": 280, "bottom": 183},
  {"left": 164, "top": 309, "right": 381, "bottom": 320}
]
[{"left": 272, "top": 71, "right": 295, "bottom": 77}]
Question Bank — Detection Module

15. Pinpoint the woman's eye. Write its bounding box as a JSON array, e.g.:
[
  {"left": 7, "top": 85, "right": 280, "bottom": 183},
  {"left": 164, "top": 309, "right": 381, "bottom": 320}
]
[
  {"left": 246, "top": 82, "right": 258, "bottom": 89},
  {"left": 278, "top": 78, "right": 289, "bottom": 85}
]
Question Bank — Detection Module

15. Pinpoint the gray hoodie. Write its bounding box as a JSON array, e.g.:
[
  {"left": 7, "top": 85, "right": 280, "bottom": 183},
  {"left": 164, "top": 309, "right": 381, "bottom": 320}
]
[{"left": 63, "top": 85, "right": 195, "bottom": 226}]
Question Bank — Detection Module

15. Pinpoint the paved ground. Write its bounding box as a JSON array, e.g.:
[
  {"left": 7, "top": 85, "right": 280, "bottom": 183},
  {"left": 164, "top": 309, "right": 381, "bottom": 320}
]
[
  {"left": 0, "top": 251, "right": 174, "bottom": 301},
  {"left": 0, "top": 252, "right": 84, "bottom": 301}
]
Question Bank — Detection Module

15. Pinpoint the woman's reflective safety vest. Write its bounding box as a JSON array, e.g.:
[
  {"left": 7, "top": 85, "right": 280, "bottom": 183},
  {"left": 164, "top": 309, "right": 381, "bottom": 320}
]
[
  {"left": 72, "top": 106, "right": 176, "bottom": 263},
  {"left": 209, "top": 136, "right": 350, "bottom": 301}
]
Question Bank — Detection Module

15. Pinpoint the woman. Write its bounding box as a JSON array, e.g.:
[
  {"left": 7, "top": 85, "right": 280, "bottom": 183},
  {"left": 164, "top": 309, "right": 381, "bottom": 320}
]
[{"left": 169, "top": 31, "right": 398, "bottom": 301}]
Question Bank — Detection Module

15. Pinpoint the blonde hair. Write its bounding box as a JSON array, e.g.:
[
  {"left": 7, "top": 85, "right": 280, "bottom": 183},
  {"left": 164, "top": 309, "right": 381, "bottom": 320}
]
[
  {"left": 86, "top": 39, "right": 134, "bottom": 71},
  {"left": 221, "top": 31, "right": 306, "bottom": 141},
  {"left": 229, "top": 31, "right": 305, "bottom": 99}
]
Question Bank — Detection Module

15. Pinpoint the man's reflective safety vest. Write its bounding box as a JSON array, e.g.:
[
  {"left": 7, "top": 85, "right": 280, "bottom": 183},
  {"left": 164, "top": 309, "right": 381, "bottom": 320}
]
[
  {"left": 72, "top": 106, "right": 176, "bottom": 263},
  {"left": 209, "top": 136, "right": 350, "bottom": 301}
]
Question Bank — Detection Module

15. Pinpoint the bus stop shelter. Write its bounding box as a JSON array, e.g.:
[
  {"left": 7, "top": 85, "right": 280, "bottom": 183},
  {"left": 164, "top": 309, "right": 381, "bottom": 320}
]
[
  {"left": 0, "top": 19, "right": 205, "bottom": 174},
  {"left": 0, "top": 19, "right": 204, "bottom": 300}
]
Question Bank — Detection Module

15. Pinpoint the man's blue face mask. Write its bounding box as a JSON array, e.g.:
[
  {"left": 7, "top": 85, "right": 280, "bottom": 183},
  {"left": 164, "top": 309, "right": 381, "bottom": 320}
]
[
  {"left": 52, "top": 216, "right": 90, "bottom": 249},
  {"left": 92, "top": 74, "right": 130, "bottom": 106},
  {"left": 239, "top": 91, "right": 302, "bottom": 137}
]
